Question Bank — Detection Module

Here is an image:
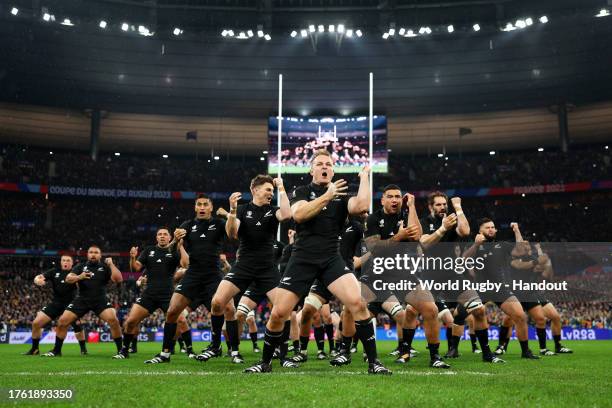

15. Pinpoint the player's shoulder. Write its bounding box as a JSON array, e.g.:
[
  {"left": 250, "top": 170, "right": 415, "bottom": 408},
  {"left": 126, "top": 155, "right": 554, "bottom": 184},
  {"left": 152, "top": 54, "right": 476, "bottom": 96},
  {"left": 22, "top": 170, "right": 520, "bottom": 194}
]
[
  {"left": 291, "top": 184, "right": 310, "bottom": 199},
  {"left": 179, "top": 219, "right": 193, "bottom": 229}
]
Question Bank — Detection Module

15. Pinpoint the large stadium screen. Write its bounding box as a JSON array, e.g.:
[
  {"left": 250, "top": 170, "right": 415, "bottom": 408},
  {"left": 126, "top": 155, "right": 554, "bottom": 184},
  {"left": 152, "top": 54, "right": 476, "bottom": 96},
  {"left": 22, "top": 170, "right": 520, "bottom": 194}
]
[{"left": 267, "top": 116, "right": 388, "bottom": 174}]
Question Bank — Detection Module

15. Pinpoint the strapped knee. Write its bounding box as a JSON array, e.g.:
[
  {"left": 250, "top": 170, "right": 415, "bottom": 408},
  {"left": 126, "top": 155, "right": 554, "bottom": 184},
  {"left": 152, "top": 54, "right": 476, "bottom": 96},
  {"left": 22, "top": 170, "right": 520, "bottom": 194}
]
[
  {"left": 304, "top": 295, "right": 323, "bottom": 311},
  {"left": 236, "top": 303, "right": 252, "bottom": 317}
]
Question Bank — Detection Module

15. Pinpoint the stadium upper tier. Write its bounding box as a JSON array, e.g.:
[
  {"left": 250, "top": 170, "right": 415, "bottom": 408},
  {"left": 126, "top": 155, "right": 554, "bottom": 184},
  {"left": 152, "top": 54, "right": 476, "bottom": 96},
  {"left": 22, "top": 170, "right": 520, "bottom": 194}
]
[{"left": 1, "top": 143, "right": 609, "bottom": 193}]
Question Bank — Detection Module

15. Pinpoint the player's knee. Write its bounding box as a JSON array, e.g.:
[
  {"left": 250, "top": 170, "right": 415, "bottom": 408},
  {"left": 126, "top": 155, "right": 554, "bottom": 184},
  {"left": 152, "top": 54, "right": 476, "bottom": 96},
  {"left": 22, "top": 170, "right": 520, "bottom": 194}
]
[
  {"left": 421, "top": 304, "right": 438, "bottom": 321},
  {"left": 534, "top": 315, "right": 546, "bottom": 327},
  {"left": 270, "top": 307, "right": 289, "bottom": 323},
  {"left": 32, "top": 318, "right": 43, "bottom": 330},
  {"left": 210, "top": 296, "right": 225, "bottom": 315},
  {"left": 125, "top": 319, "right": 138, "bottom": 333},
  {"left": 404, "top": 306, "right": 417, "bottom": 319},
  {"left": 56, "top": 318, "right": 70, "bottom": 330},
  {"left": 471, "top": 305, "right": 485, "bottom": 319}
]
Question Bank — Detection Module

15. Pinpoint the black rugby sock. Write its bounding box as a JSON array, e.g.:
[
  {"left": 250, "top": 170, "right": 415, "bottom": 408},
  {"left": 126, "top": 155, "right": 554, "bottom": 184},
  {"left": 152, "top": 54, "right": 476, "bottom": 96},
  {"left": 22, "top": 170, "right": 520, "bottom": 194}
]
[
  {"left": 210, "top": 315, "right": 224, "bottom": 349},
  {"left": 475, "top": 329, "right": 492, "bottom": 355},
  {"left": 536, "top": 328, "right": 547, "bottom": 349},
  {"left": 324, "top": 323, "right": 335, "bottom": 352},
  {"left": 355, "top": 319, "right": 377, "bottom": 364},
  {"left": 162, "top": 322, "right": 177, "bottom": 354},
  {"left": 314, "top": 326, "right": 325, "bottom": 352},
  {"left": 262, "top": 328, "right": 283, "bottom": 364}
]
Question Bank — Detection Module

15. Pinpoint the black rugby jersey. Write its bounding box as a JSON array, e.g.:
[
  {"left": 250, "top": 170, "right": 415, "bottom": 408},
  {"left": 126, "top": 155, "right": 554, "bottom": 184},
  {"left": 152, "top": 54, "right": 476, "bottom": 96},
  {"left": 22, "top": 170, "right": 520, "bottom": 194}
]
[
  {"left": 290, "top": 183, "right": 349, "bottom": 256},
  {"left": 137, "top": 245, "right": 180, "bottom": 295}
]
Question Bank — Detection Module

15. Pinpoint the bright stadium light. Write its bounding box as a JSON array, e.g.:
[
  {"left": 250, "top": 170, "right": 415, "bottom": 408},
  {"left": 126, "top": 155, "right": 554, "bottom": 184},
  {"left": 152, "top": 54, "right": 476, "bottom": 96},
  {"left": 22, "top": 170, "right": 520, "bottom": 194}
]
[
  {"left": 398, "top": 28, "right": 406, "bottom": 36},
  {"left": 318, "top": 25, "right": 324, "bottom": 33},
  {"left": 502, "top": 23, "right": 516, "bottom": 31},
  {"left": 447, "top": 24, "right": 454, "bottom": 33},
  {"left": 437, "top": 153, "right": 444, "bottom": 158},
  {"left": 300, "top": 29, "right": 307, "bottom": 38},
  {"left": 538, "top": 147, "right": 544, "bottom": 152},
  {"left": 328, "top": 24, "right": 335, "bottom": 33},
  {"left": 595, "top": 8, "right": 610, "bottom": 17},
  {"left": 406, "top": 29, "right": 416, "bottom": 37},
  {"left": 214, "top": 155, "right": 220, "bottom": 161},
  {"left": 525, "top": 17, "right": 533, "bottom": 26},
  {"left": 173, "top": 27, "right": 183, "bottom": 36},
  {"left": 49, "top": 151, "right": 53, "bottom": 155},
  {"left": 382, "top": 32, "right": 389, "bottom": 39},
  {"left": 228, "top": 30, "right": 235, "bottom": 37},
  {"left": 11, "top": 7, "right": 19, "bottom": 15},
  {"left": 162, "top": 154, "right": 169, "bottom": 158},
  {"left": 290, "top": 30, "right": 297, "bottom": 37},
  {"left": 43, "top": 13, "right": 51, "bottom": 21},
  {"left": 419, "top": 26, "right": 426, "bottom": 34},
  {"left": 121, "top": 22, "right": 129, "bottom": 31},
  {"left": 60, "top": 18, "right": 74, "bottom": 26},
  {"left": 539, "top": 15, "right": 549, "bottom": 23},
  {"left": 489, "top": 150, "right": 496, "bottom": 156},
  {"left": 356, "top": 29, "right": 363, "bottom": 37},
  {"left": 262, "top": 150, "right": 268, "bottom": 154},
  {"left": 114, "top": 152, "right": 121, "bottom": 156},
  {"left": 237, "top": 31, "right": 247, "bottom": 39},
  {"left": 99, "top": 20, "right": 107, "bottom": 29},
  {"left": 257, "top": 29, "right": 264, "bottom": 37},
  {"left": 388, "top": 28, "right": 395, "bottom": 36},
  {"left": 515, "top": 19, "right": 526, "bottom": 28},
  {"left": 473, "top": 23, "right": 481, "bottom": 31},
  {"left": 337, "top": 24, "right": 345, "bottom": 33},
  {"left": 260, "top": 157, "right": 265, "bottom": 161},
  {"left": 264, "top": 34, "right": 271, "bottom": 41},
  {"left": 308, "top": 24, "right": 315, "bottom": 33},
  {"left": 247, "top": 30, "right": 254, "bottom": 37},
  {"left": 346, "top": 29, "right": 353, "bottom": 37}
]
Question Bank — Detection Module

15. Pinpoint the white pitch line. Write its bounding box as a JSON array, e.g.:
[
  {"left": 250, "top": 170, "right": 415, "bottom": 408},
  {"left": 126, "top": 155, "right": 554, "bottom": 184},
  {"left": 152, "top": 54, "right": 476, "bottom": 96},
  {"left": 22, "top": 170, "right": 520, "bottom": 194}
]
[{"left": 0, "top": 370, "right": 493, "bottom": 377}]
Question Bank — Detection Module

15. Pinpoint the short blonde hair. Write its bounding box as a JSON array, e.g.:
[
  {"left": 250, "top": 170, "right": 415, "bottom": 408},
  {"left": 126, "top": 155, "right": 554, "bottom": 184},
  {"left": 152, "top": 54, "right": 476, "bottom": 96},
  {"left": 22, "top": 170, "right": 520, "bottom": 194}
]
[{"left": 311, "top": 149, "right": 332, "bottom": 165}]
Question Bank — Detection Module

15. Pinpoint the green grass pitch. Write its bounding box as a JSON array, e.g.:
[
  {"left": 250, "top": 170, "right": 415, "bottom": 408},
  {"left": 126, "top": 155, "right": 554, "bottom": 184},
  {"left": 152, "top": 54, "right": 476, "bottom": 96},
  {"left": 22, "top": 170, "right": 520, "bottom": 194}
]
[{"left": 0, "top": 340, "right": 610, "bottom": 407}]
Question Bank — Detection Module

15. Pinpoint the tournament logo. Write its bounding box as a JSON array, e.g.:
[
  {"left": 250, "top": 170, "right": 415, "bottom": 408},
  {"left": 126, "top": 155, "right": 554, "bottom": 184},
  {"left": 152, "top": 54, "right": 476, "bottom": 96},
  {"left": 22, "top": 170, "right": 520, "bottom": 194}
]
[
  {"left": 379, "top": 219, "right": 385, "bottom": 227},
  {"left": 246, "top": 211, "right": 253, "bottom": 218}
]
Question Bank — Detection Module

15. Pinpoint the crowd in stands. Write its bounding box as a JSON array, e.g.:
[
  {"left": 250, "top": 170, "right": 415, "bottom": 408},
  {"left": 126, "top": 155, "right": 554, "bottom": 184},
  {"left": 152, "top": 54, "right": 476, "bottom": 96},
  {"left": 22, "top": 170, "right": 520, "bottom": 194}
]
[{"left": 1, "top": 143, "right": 609, "bottom": 193}]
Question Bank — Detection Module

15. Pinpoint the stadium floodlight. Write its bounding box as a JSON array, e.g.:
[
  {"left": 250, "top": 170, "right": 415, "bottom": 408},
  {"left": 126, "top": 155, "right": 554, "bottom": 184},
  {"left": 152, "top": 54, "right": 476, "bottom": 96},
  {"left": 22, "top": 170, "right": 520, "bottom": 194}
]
[
  {"left": 43, "top": 13, "right": 51, "bottom": 21},
  {"left": 221, "top": 30, "right": 228, "bottom": 37},
  {"left": 538, "top": 147, "right": 544, "bottom": 152},
  {"left": 309, "top": 24, "right": 315, "bottom": 33},
  {"left": 121, "top": 22, "right": 129, "bottom": 31},
  {"left": 300, "top": 29, "right": 308, "bottom": 38},
  {"left": 290, "top": 30, "right": 297, "bottom": 37},
  {"left": 473, "top": 23, "right": 481, "bottom": 31},
  {"left": 318, "top": 25, "right": 324, "bottom": 33},
  {"left": 447, "top": 24, "right": 454, "bottom": 33},
  {"left": 419, "top": 26, "right": 426, "bottom": 34},
  {"left": 162, "top": 154, "right": 168, "bottom": 158},
  {"left": 437, "top": 153, "right": 444, "bottom": 158},
  {"left": 328, "top": 24, "right": 335, "bottom": 33},
  {"left": 388, "top": 28, "right": 395, "bottom": 36},
  {"left": 337, "top": 24, "right": 345, "bottom": 33},
  {"left": 515, "top": 19, "right": 526, "bottom": 28},
  {"left": 49, "top": 151, "right": 53, "bottom": 155},
  {"left": 237, "top": 31, "right": 247, "bottom": 39},
  {"left": 605, "top": 145, "right": 609, "bottom": 149},
  {"left": 264, "top": 34, "right": 271, "bottom": 41},
  {"left": 262, "top": 150, "right": 268, "bottom": 154},
  {"left": 11, "top": 7, "right": 18, "bottom": 15},
  {"left": 60, "top": 18, "right": 74, "bottom": 26},
  {"left": 525, "top": 17, "right": 533, "bottom": 26},
  {"left": 489, "top": 150, "right": 496, "bottom": 155},
  {"left": 247, "top": 30, "right": 254, "bottom": 37},
  {"left": 406, "top": 29, "right": 416, "bottom": 37},
  {"left": 228, "top": 30, "right": 234, "bottom": 37},
  {"left": 346, "top": 29, "right": 353, "bottom": 37},
  {"left": 260, "top": 157, "right": 265, "bottom": 161},
  {"left": 173, "top": 27, "right": 183, "bottom": 36},
  {"left": 539, "top": 16, "right": 549, "bottom": 23},
  {"left": 114, "top": 152, "right": 121, "bottom": 156},
  {"left": 257, "top": 29, "right": 264, "bottom": 37},
  {"left": 398, "top": 28, "right": 406, "bottom": 36},
  {"left": 596, "top": 8, "right": 610, "bottom": 17},
  {"left": 355, "top": 29, "right": 362, "bottom": 37},
  {"left": 502, "top": 23, "right": 516, "bottom": 32},
  {"left": 214, "top": 155, "right": 220, "bottom": 160},
  {"left": 382, "top": 32, "right": 389, "bottom": 39},
  {"left": 99, "top": 20, "right": 107, "bottom": 29}
]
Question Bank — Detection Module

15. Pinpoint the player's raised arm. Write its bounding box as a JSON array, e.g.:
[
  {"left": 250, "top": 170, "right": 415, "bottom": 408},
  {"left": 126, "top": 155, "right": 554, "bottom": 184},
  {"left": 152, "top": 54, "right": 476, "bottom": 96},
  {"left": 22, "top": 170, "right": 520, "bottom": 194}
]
[
  {"left": 105, "top": 257, "right": 123, "bottom": 283},
  {"left": 226, "top": 192, "right": 242, "bottom": 240},
  {"left": 348, "top": 165, "right": 370, "bottom": 215},
  {"left": 129, "top": 246, "right": 142, "bottom": 272},
  {"left": 450, "top": 197, "right": 470, "bottom": 237},
  {"left": 274, "top": 177, "right": 292, "bottom": 221}
]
